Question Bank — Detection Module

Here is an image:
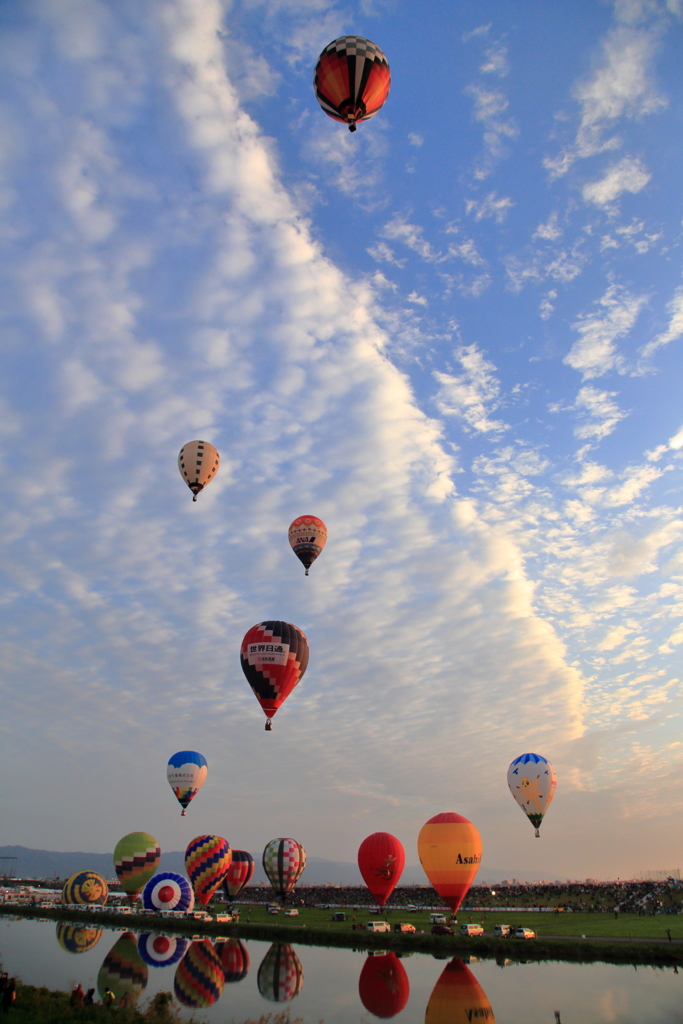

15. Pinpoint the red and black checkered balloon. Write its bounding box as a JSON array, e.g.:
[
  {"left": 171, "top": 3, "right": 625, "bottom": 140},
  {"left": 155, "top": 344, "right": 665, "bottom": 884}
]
[
  {"left": 240, "top": 621, "right": 309, "bottom": 725},
  {"left": 314, "top": 36, "right": 390, "bottom": 132}
]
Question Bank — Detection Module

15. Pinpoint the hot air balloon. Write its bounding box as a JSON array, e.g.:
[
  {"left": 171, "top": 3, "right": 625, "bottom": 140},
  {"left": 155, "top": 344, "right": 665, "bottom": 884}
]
[
  {"left": 97, "top": 932, "right": 148, "bottom": 1007},
  {"left": 216, "top": 938, "right": 251, "bottom": 983},
  {"left": 425, "top": 957, "right": 496, "bottom": 1024},
  {"left": 56, "top": 924, "right": 103, "bottom": 955},
  {"left": 113, "top": 832, "right": 161, "bottom": 906},
  {"left": 417, "top": 813, "right": 482, "bottom": 917},
  {"left": 358, "top": 833, "right": 405, "bottom": 908},
  {"left": 138, "top": 933, "right": 189, "bottom": 969},
  {"left": 288, "top": 516, "right": 327, "bottom": 576},
  {"left": 358, "top": 952, "right": 410, "bottom": 1019},
  {"left": 257, "top": 943, "right": 304, "bottom": 1003},
  {"left": 222, "top": 850, "right": 255, "bottom": 903},
  {"left": 61, "top": 871, "right": 108, "bottom": 906},
  {"left": 240, "top": 621, "right": 309, "bottom": 731},
  {"left": 174, "top": 940, "right": 225, "bottom": 1008},
  {"left": 167, "top": 750, "right": 208, "bottom": 816},
  {"left": 142, "top": 872, "right": 195, "bottom": 913},
  {"left": 262, "top": 838, "right": 306, "bottom": 901},
  {"left": 178, "top": 440, "right": 220, "bottom": 501},
  {"left": 507, "top": 753, "right": 556, "bottom": 837},
  {"left": 314, "top": 36, "right": 391, "bottom": 132},
  {"left": 185, "top": 835, "right": 232, "bottom": 906}
]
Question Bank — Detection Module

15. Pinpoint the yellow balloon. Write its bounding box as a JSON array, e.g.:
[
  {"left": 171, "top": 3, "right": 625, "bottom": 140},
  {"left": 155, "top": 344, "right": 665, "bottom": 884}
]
[
  {"left": 425, "top": 957, "right": 495, "bottom": 1024},
  {"left": 417, "top": 812, "right": 482, "bottom": 914}
]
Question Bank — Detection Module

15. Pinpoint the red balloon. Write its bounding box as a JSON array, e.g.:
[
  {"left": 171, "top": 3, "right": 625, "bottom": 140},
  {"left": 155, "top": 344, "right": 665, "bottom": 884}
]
[
  {"left": 358, "top": 953, "right": 409, "bottom": 1019},
  {"left": 357, "top": 832, "right": 405, "bottom": 908}
]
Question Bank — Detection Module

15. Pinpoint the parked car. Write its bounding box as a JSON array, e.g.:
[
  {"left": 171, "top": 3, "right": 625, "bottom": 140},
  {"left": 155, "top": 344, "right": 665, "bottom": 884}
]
[
  {"left": 215, "top": 913, "right": 233, "bottom": 922},
  {"left": 394, "top": 922, "right": 416, "bottom": 933},
  {"left": 431, "top": 925, "right": 454, "bottom": 935},
  {"left": 494, "top": 924, "right": 512, "bottom": 937},
  {"left": 460, "top": 924, "right": 484, "bottom": 936},
  {"left": 366, "top": 920, "right": 391, "bottom": 933},
  {"left": 429, "top": 913, "right": 447, "bottom": 925},
  {"left": 284, "top": 908, "right": 298, "bottom": 917},
  {"left": 515, "top": 927, "right": 536, "bottom": 939},
  {"left": 267, "top": 906, "right": 279, "bottom": 914}
]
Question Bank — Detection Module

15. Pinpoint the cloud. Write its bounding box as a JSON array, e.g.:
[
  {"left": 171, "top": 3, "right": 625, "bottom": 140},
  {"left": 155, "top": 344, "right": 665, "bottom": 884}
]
[
  {"left": 582, "top": 155, "right": 651, "bottom": 208},
  {"left": 564, "top": 284, "right": 647, "bottom": 379},
  {"left": 640, "top": 287, "right": 683, "bottom": 358},
  {"left": 465, "top": 191, "right": 513, "bottom": 223},
  {"left": 464, "top": 85, "right": 518, "bottom": 177},
  {"left": 433, "top": 345, "right": 509, "bottom": 434},
  {"left": 480, "top": 43, "right": 509, "bottom": 77},
  {"left": 573, "top": 385, "right": 628, "bottom": 440}
]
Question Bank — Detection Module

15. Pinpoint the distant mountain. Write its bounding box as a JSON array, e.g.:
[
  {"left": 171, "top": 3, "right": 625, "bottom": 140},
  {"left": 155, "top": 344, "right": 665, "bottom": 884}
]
[{"left": 0, "top": 845, "right": 553, "bottom": 885}]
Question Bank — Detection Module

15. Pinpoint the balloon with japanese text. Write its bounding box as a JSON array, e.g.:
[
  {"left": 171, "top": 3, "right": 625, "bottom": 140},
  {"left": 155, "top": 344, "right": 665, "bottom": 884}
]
[
  {"left": 167, "top": 750, "right": 208, "bottom": 816},
  {"left": 240, "top": 621, "right": 309, "bottom": 730},
  {"left": 288, "top": 516, "right": 327, "bottom": 575}
]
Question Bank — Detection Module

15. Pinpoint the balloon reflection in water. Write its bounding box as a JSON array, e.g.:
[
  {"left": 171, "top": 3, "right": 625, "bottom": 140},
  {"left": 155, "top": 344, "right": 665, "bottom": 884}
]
[
  {"left": 425, "top": 958, "right": 495, "bottom": 1024},
  {"left": 56, "top": 923, "right": 102, "bottom": 954},
  {"left": 97, "top": 932, "right": 148, "bottom": 1007},
  {"left": 257, "top": 943, "right": 304, "bottom": 1002},
  {"left": 358, "top": 952, "right": 409, "bottom": 1018},
  {"left": 138, "top": 932, "right": 189, "bottom": 968},
  {"left": 174, "top": 940, "right": 225, "bottom": 1008},
  {"left": 216, "top": 938, "right": 251, "bottom": 983}
]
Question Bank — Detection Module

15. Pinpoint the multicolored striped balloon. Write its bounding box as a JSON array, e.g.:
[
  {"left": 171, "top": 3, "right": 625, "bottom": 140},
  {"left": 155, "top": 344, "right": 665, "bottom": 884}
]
[
  {"left": 262, "top": 838, "right": 306, "bottom": 899},
  {"left": 113, "top": 832, "right": 161, "bottom": 905},
  {"left": 138, "top": 932, "right": 189, "bottom": 968},
  {"left": 185, "top": 835, "right": 232, "bottom": 906},
  {"left": 97, "top": 931, "right": 148, "bottom": 1005},
  {"left": 222, "top": 850, "right": 255, "bottom": 902},
  {"left": 61, "top": 871, "right": 108, "bottom": 906},
  {"left": 142, "top": 872, "right": 194, "bottom": 913},
  {"left": 216, "top": 938, "right": 250, "bottom": 983},
  {"left": 174, "top": 940, "right": 225, "bottom": 1008},
  {"left": 56, "top": 924, "right": 103, "bottom": 954},
  {"left": 257, "top": 943, "right": 304, "bottom": 1003}
]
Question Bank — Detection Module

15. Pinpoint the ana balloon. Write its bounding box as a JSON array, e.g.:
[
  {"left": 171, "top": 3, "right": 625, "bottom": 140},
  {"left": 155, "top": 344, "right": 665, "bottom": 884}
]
[
  {"left": 507, "top": 753, "right": 556, "bottom": 837},
  {"left": 113, "top": 832, "right": 161, "bottom": 906},
  {"left": 314, "top": 36, "right": 391, "bottom": 132},
  {"left": 425, "top": 957, "right": 496, "bottom": 1024},
  {"left": 257, "top": 944, "right": 304, "bottom": 1003},
  {"left": 240, "top": 621, "right": 309, "bottom": 731},
  {"left": 417, "top": 813, "right": 482, "bottom": 916},
  {"left": 288, "top": 516, "right": 327, "bottom": 575},
  {"left": 167, "top": 751, "right": 208, "bottom": 816},
  {"left": 357, "top": 832, "right": 405, "bottom": 908},
  {"left": 185, "top": 835, "right": 232, "bottom": 906},
  {"left": 222, "top": 850, "right": 255, "bottom": 903},
  {"left": 178, "top": 440, "right": 220, "bottom": 501},
  {"left": 358, "top": 953, "right": 409, "bottom": 1019},
  {"left": 262, "top": 838, "right": 306, "bottom": 900}
]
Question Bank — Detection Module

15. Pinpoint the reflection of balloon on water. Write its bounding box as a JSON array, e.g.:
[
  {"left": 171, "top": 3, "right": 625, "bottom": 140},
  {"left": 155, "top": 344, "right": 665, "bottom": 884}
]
[
  {"left": 113, "top": 832, "right": 161, "bottom": 906},
  {"left": 358, "top": 952, "right": 409, "bottom": 1018},
  {"left": 288, "top": 516, "right": 327, "bottom": 576},
  {"left": 56, "top": 923, "right": 102, "bottom": 954},
  {"left": 97, "top": 931, "right": 148, "bottom": 1006},
  {"left": 167, "top": 750, "right": 208, "bottom": 816},
  {"left": 142, "top": 871, "right": 194, "bottom": 913},
  {"left": 425, "top": 957, "right": 496, "bottom": 1024},
  {"left": 174, "top": 940, "right": 225, "bottom": 1008},
  {"left": 358, "top": 832, "right": 405, "bottom": 908},
  {"left": 507, "top": 753, "right": 556, "bottom": 837},
  {"left": 314, "top": 37, "right": 391, "bottom": 132},
  {"left": 257, "top": 943, "right": 304, "bottom": 1003},
  {"left": 185, "top": 835, "right": 232, "bottom": 906},
  {"left": 262, "top": 838, "right": 306, "bottom": 900},
  {"left": 417, "top": 813, "right": 482, "bottom": 915},
  {"left": 178, "top": 440, "right": 220, "bottom": 501},
  {"left": 61, "top": 871, "right": 108, "bottom": 906},
  {"left": 222, "top": 850, "right": 255, "bottom": 902},
  {"left": 216, "top": 938, "right": 251, "bottom": 983},
  {"left": 138, "top": 932, "right": 189, "bottom": 968},
  {"left": 240, "top": 621, "right": 309, "bottom": 731}
]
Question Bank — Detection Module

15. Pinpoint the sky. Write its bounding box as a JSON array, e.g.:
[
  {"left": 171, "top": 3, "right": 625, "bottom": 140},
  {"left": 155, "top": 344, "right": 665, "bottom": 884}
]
[{"left": 0, "top": 0, "right": 682, "bottom": 883}]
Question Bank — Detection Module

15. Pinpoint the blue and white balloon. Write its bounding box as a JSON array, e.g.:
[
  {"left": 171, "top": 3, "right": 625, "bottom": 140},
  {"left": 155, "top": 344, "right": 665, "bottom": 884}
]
[{"left": 142, "top": 872, "right": 194, "bottom": 913}]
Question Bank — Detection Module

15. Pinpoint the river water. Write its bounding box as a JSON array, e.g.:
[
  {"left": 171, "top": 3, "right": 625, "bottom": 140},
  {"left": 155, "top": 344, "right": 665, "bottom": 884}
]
[{"left": 0, "top": 916, "right": 680, "bottom": 1022}]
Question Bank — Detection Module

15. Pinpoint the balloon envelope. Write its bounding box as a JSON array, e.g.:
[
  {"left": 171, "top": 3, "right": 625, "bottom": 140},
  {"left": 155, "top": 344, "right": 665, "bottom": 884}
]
[
  {"left": 358, "top": 953, "right": 409, "bottom": 1019},
  {"left": 358, "top": 832, "right": 405, "bottom": 908},
  {"left": 61, "top": 871, "right": 108, "bottom": 906},
  {"left": 174, "top": 940, "right": 225, "bottom": 1008},
  {"left": 288, "top": 515, "right": 327, "bottom": 575},
  {"left": 240, "top": 621, "right": 309, "bottom": 724},
  {"left": 178, "top": 440, "right": 220, "bottom": 501},
  {"left": 167, "top": 750, "right": 208, "bottom": 814},
  {"left": 507, "top": 753, "right": 556, "bottom": 834},
  {"left": 417, "top": 813, "right": 482, "bottom": 915},
  {"left": 185, "top": 835, "right": 232, "bottom": 906},
  {"left": 257, "top": 943, "right": 304, "bottom": 1003},
  {"left": 138, "top": 933, "right": 189, "bottom": 968},
  {"left": 262, "top": 838, "right": 306, "bottom": 899},
  {"left": 113, "top": 832, "right": 161, "bottom": 905},
  {"left": 142, "top": 871, "right": 194, "bottom": 913},
  {"left": 217, "top": 938, "right": 251, "bottom": 983},
  {"left": 314, "top": 36, "right": 391, "bottom": 131},
  {"left": 425, "top": 957, "right": 496, "bottom": 1024},
  {"left": 97, "top": 931, "right": 148, "bottom": 1006},
  {"left": 56, "top": 924, "right": 102, "bottom": 955},
  {"left": 222, "top": 850, "right": 255, "bottom": 901}
]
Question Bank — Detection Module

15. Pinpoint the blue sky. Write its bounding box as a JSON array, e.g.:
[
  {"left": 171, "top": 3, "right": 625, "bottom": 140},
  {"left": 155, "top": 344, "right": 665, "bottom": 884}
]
[{"left": 1, "top": 0, "right": 682, "bottom": 882}]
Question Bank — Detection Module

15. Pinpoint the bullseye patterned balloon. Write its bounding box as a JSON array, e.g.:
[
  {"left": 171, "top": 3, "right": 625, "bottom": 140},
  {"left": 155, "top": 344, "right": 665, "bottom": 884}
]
[
  {"left": 138, "top": 932, "right": 189, "bottom": 968},
  {"left": 185, "top": 835, "right": 232, "bottom": 906},
  {"left": 142, "top": 872, "right": 194, "bottom": 913},
  {"left": 174, "top": 940, "right": 225, "bottom": 1008}
]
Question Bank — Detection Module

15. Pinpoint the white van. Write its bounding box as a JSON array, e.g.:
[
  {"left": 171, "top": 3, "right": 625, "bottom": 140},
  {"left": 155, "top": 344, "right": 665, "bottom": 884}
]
[
  {"left": 460, "top": 924, "right": 484, "bottom": 936},
  {"left": 429, "top": 913, "right": 447, "bottom": 925},
  {"left": 366, "top": 921, "right": 390, "bottom": 933},
  {"left": 494, "top": 924, "right": 511, "bottom": 937}
]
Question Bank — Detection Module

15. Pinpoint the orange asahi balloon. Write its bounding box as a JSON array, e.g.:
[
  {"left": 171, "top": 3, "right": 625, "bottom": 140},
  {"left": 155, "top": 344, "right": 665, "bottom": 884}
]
[
  {"left": 417, "top": 812, "right": 482, "bottom": 915},
  {"left": 425, "top": 957, "right": 496, "bottom": 1024}
]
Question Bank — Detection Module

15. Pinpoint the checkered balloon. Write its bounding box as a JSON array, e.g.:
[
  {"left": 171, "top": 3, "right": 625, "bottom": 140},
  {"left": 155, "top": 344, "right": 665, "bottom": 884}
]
[
  {"left": 138, "top": 932, "right": 189, "bottom": 968},
  {"left": 314, "top": 36, "right": 391, "bottom": 131},
  {"left": 257, "top": 943, "right": 304, "bottom": 1003},
  {"left": 142, "top": 872, "right": 194, "bottom": 913},
  {"left": 262, "top": 838, "right": 306, "bottom": 899}
]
